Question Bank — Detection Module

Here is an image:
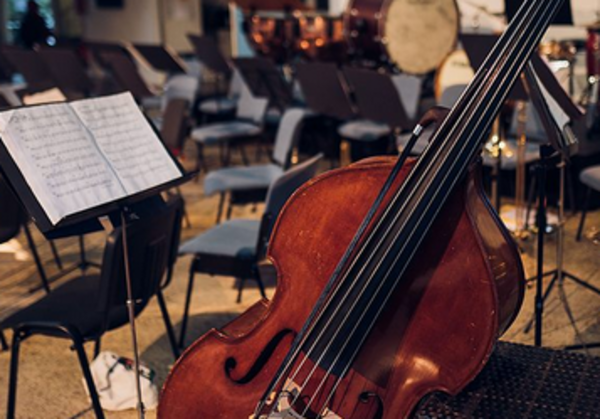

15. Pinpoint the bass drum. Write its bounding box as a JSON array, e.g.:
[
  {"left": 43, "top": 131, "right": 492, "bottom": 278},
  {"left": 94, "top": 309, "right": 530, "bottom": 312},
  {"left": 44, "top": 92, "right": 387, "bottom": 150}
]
[
  {"left": 434, "top": 48, "right": 474, "bottom": 103},
  {"left": 345, "top": 0, "right": 459, "bottom": 74}
]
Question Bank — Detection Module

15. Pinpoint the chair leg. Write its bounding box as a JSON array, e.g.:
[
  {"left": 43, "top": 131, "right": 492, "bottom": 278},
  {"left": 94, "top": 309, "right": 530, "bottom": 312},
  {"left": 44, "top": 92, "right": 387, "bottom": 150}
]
[
  {"left": 22, "top": 223, "right": 51, "bottom": 294},
  {"left": 0, "top": 330, "right": 8, "bottom": 351},
  {"left": 239, "top": 143, "right": 249, "bottom": 166},
  {"left": 577, "top": 187, "right": 592, "bottom": 242},
  {"left": 49, "top": 240, "right": 63, "bottom": 270},
  {"left": 73, "top": 339, "right": 105, "bottom": 419},
  {"left": 7, "top": 330, "right": 23, "bottom": 419},
  {"left": 525, "top": 172, "right": 537, "bottom": 232},
  {"left": 216, "top": 193, "right": 226, "bottom": 224},
  {"left": 255, "top": 272, "right": 267, "bottom": 300},
  {"left": 93, "top": 338, "right": 101, "bottom": 359},
  {"left": 176, "top": 187, "right": 192, "bottom": 229},
  {"left": 179, "top": 259, "right": 198, "bottom": 348},
  {"left": 157, "top": 291, "right": 180, "bottom": 359},
  {"left": 236, "top": 277, "right": 246, "bottom": 303},
  {"left": 195, "top": 143, "right": 205, "bottom": 177},
  {"left": 226, "top": 201, "right": 233, "bottom": 220}
]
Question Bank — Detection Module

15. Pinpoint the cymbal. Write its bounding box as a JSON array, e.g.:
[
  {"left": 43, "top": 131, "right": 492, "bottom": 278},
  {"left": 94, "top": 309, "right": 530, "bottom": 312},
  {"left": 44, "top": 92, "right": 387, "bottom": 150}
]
[{"left": 233, "top": 0, "right": 308, "bottom": 12}]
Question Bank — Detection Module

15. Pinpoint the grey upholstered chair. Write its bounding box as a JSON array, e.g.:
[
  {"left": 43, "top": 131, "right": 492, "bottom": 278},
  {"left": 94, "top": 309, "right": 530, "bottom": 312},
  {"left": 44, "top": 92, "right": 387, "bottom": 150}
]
[
  {"left": 396, "top": 84, "right": 467, "bottom": 156},
  {"left": 338, "top": 68, "right": 413, "bottom": 161},
  {"left": 177, "top": 154, "right": 322, "bottom": 347},
  {"left": 191, "top": 89, "right": 269, "bottom": 171},
  {"left": 203, "top": 107, "right": 311, "bottom": 223}
]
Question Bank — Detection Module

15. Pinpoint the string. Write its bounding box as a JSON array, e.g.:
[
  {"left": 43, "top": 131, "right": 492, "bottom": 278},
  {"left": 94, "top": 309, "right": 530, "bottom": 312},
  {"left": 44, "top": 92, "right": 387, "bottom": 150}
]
[
  {"left": 258, "top": 0, "right": 564, "bottom": 416},
  {"left": 300, "top": 2, "right": 564, "bottom": 415},
  {"left": 300, "top": 0, "right": 564, "bottom": 416},
  {"left": 262, "top": 0, "right": 540, "bottom": 416},
  {"left": 278, "top": 0, "right": 543, "bottom": 410}
]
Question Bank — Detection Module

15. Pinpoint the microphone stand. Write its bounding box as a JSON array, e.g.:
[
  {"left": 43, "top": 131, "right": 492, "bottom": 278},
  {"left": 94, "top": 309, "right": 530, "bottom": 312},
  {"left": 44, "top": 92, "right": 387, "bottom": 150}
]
[{"left": 519, "top": 64, "right": 600, "bottom": 350}]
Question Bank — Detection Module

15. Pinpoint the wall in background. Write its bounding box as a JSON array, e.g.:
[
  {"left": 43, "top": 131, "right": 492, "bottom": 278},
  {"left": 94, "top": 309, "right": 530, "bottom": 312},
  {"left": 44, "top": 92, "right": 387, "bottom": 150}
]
[
  {"left": 161, "top": 0, "right": 202, "bottom": 52},
  {"left": 82, "top": 0, "right": 161, "bottom": 43}
]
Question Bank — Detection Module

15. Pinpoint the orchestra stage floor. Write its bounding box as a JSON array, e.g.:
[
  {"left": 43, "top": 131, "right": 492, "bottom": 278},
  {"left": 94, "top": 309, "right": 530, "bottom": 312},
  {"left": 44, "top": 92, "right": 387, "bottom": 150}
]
[{"left": 1, "top": 145, "right": 600, "bottom": 418}]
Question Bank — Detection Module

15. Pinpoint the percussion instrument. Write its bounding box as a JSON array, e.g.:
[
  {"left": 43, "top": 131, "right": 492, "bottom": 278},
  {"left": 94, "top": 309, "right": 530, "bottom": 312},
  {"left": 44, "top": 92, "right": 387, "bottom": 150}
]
[
  {"left": 587, "top": 23, "right": 600, "bottom": 77},
  {"left": 434, "top": 48, "right": 474, "bottom": 102},
  {"left": 246, "top": 12, "right": 344, "bottom": 63},
  {"left": 158, "top": 0, "right": 563, "bottom": 417},
  {"left": 344, "top": 0, "right": 460, "bottom": 74},
  {"left": 539, "top": 40, "right": 577, "bottom": 62},
  {"left": 458, "top": 0, "right": 506, "bottom": 35}
]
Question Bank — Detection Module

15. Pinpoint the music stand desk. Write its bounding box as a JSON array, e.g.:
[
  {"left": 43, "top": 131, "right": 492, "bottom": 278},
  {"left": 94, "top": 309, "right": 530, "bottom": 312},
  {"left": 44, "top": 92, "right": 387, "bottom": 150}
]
[{"left": 133, "top": 44, "right": 186, "bottom": 75}]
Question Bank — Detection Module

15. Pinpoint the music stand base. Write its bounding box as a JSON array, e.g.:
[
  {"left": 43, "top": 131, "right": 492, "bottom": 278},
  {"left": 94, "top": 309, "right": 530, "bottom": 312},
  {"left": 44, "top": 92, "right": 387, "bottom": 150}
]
[{"left": 524, "top": 269, "right": 600, "bottom": 349}]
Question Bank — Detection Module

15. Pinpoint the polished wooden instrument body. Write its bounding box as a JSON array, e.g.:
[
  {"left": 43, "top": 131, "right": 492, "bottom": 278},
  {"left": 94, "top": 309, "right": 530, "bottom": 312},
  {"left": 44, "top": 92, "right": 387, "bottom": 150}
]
[{"left": 159, "top": 157, "right": 524, "bottom": 418}]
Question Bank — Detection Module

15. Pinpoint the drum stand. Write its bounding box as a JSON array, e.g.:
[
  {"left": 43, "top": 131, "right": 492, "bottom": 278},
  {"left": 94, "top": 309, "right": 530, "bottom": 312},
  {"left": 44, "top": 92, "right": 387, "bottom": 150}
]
[{"left": 523, "top": 149, "right": 600, "bottom": 349}]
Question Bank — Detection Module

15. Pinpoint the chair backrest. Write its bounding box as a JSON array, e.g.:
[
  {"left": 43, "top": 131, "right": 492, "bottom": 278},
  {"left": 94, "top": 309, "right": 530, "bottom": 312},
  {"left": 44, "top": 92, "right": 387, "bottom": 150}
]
[
  {"left": 256, "top": 154, "right": 322, "bottom": 257},
  {"left": 162, "top": 74, "right": 199, "bottom": 110},
  {"left": 0, "top": 175, "right": 27, "bottom": 244},
  {"left": 97, "top": 196, "right": 182, "bottom": 332},
  {"left": 272, "top": 108, "right": 310, "bottom": 168},
  {"left": 439, "top": 84, "right": 467, "bottom": 108},
  {"left": 391, "top": 73, "right": 422, "bottom": 122},
  {"left": 0, "top": 48, "right": 55, "bottom": 92},
  {"left": 38, "top": 47, "right": 93, "bottom": 98},
  {"left": 160, "top": 98, "right": 189, "bottom": 156},
  {"left": 100, "top": 51, "right": 154, "bottom": 102},
  {"left": 236, "top": 89, "right": 269, "bottom": 124}
]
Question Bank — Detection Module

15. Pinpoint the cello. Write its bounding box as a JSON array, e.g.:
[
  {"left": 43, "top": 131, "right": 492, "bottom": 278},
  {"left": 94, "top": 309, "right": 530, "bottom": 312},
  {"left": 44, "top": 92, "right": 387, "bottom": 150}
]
[{"left": 159, "top": 0, "right": 565, "bottom": 417}]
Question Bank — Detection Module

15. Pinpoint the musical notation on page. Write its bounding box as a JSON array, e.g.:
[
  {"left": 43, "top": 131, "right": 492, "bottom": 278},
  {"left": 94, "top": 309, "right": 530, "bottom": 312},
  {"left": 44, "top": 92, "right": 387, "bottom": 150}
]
[
  {"left": 71, "top": 93, "right": 181, "bottom": 195},
  {"left": 0, "top": 92, "right": 183, "bottom": 226},
  {"left": 0, "top": 104, "right": 126, "bottom": 224}
]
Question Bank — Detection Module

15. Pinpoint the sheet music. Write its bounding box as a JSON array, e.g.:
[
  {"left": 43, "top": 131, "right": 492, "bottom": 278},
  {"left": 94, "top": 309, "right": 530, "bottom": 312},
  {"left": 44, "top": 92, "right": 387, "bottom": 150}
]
[
  {"left": 70, "top": 93, "right": 182, "bottom": 195},
  {"left": 0, "top": 104, "right": 127, "bottom": 224}
]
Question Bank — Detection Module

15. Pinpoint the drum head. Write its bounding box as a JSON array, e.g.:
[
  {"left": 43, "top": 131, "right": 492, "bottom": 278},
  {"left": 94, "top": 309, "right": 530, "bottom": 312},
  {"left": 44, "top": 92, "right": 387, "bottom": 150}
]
[
  {"left": 435, "top": 48, "right": 474, "bottom": 101},
  {"left": 384, "top": 0, "right": 459, "bottom": 74}
]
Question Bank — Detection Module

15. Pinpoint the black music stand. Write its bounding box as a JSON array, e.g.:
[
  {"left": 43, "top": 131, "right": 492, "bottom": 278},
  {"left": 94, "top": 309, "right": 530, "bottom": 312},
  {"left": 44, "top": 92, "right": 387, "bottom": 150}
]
[
  {"left": 233, "top": 57, "right": 293, "bottom": 113},
  {"left": 187, "top": 34, "right": 232, "bottom": 101},
  {"left": 0, "top": 98, "right": 195, "bottom": 418},
  {"left": 464, "top": 33, "right": 598, "bottom": 350},
  {"left": 296, "top": 62, "right": 354, "bottom": 121},
  {"left": 296, "top": 62, "right": 355, "bottom": 165},
  {"left": 342, "top": 67, "right": 412, "bottom": 131},
  {"left": 133, "top": 44, "right": 186, "bottom": 75}
]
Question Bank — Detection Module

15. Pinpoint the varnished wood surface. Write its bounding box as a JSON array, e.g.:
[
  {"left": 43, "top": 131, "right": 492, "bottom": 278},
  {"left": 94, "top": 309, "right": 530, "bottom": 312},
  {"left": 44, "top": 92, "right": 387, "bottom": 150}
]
[{"left": 158, "top": 157, "right": 524, "bottom": 418}]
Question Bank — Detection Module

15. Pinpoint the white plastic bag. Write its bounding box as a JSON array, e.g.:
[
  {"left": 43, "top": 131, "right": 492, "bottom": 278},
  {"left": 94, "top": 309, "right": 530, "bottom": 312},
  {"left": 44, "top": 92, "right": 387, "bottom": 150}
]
[{"left": 84, "top": 351, "right": 159, "bottom": 411}]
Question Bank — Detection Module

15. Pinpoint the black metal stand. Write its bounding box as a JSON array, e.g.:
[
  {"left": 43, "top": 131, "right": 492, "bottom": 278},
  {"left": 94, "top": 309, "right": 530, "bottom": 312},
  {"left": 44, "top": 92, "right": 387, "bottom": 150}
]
[
  {"left": 523, "top": 148, "right": 600, "bottom": 349},
  {"left": 120, "top": 208, "right": 145, "bottom": 419}
]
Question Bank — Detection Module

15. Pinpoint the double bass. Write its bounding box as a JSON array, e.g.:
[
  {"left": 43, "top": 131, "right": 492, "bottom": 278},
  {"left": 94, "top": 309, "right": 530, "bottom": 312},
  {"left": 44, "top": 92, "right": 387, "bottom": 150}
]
[{"left": 159, "top": 0, "right": 565, "bottom": 417}]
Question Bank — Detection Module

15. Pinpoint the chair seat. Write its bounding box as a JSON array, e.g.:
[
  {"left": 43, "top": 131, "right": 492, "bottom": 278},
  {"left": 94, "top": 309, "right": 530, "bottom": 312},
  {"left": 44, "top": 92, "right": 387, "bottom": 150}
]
[
  {"left": 141, "top": 95, "right": 162, "bottom": 110},
  {"left": 0, "top": 275, "right": 144, "bottom": 339},
  {"left": 338, "top": 120, "right": 391, "bottom": 142},
  {"left": 204, "top": 164, "right": 283, "bottom": 196},
  {"left": 396, "top": 126, "right": 436, "bottom": 156},
  {"left": 199, "top": 97, "right": 237, "bottom": 114},
  {"left": 580, "top": 166, "right": 600, "bottom": 191},
  {"left": 191, "top": 121, "right": 262, "bottom": 145},
  {"left": 179, "top": 219, "right": 260, "bottom": 258},
  {"left": 482, "top": 139, "right": 539, "bottom": 170}
]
